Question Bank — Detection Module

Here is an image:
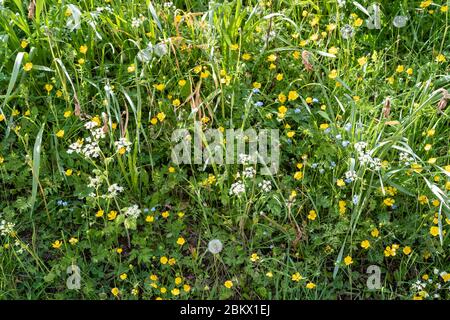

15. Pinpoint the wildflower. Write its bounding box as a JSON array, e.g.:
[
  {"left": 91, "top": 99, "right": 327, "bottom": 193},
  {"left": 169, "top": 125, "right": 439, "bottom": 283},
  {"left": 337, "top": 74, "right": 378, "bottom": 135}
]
[
  {"left": 406, "top": 68, "right": 413, "bottom": 75},
  {"left": 357, "top": 56, "right": 368, "bottom": 66},
  {"left": 250, "top": 253, "right": 260, "bottom": 262},
  {"left": 208, "top": 239, "right": 223, "bottom": 254},
  {"left": 168, "top": 258, "right": 176, "bottom": 265},
  {"left": 267, "top": 54, "right": 277, "bottom": 62},
  {"left": 21, "top": 40, "right": 29, "bottom": 49},
  {"left": 336, "top": 179, "right": 345, "bottom": 187},
  {"left": 107, "top": 210, "right": 117, "bottom": 220},
  {"left": 172, "top": 99, "right": 181, "bottom": 107},
  {"left": 56, "top": 130, "right": 65, "bottom": 138},
  {"left": 307, "top": 210, "right": 317, "bottom": 221},
  {"left": 160, "top": 256, "right": 168, "bottom": 264},
  {"left": 23, "top": 62, "right": 33, "bottom": 72},
  {"left": 291, "top": 272, "right": 303, "bottom": 282},
  {"left": 65, "top": 169, "right": 73, "bottom": 176},
  {"left": 328, "top": 69, "right": 338, "bottom": 79},
  {"left": 95, "top": 209, "right": 104, "bottom": 217},
  {"left": 436, "top": 53, "right": 446, "bottom": 63},
  {"left": 45, "top": 84, "right": 54, "bottom": 93},
  {"left": 127, "top": 64, "right": 136, "bottom": 73},
  {"left": 420, "top": 0, "right": 432, "bottom": 8},
  {"left": 383, "top": 198, "right": 395, "bottom": 207},
  {"left": 294, "top": 171, "right": 303, "bottom": 180},
  {"left": 162, "top": 211, "right": 170, "bottom": 218},
  {"left": 52, "top": 240, "right": 62, "bottom": 249},
  {"left": 124, "top": 205, "right": 141, "bottom": 219},
  {"left": 64, "top": 110, "right": 72, "bottom": 118},
  {"left": 115, "top": 138, "right": 132, "bottom": 155},
  {"left": 78, "top": 58, "right": 85, "bottom": 65},
  {"left": 430, "top": 226, "right": 439, "bottom": 237},
  {"left": 403, "top": 246, "right": 412, "bottom": 255},
  {"left": 306, "top": 282, "right": 316, "bottom": 289},
  {"left": 69, "top": 237, "right": 78, "bottom": 245},
  {"left": 224, "top": 280, "right": 233, "bottom": 289},
  {"left": 339, "top": 200, "right": 347, "bottom": 214},
  {"left": 177, "top": 237, "right": 186, "bottom": 246},
  {"left": 278, "top": 93, "right": 287, "bottom": 103},
  {"left": 361, "top": 240, "right": 370, "bottom": 249},
  {"left": 183, "top": 284, "right": 191, "bottom": 292},
  {"left": 79, "top": 45, "right": 88, "bottom": 54},
  {"left": 116, "top": 248, "right": 123, "bottom": 254},
  {"left": 154, "top": 84, "right": 165, "bottom": 91},
  {"left": 276, "top": 73, "right": 283, "bottom": 81},
  {"left": 266, "top": 272, "right": 273, "bottom": 278},
  {"left": 157, "top": 112, "right": 166, "bottom": 122},
  {"left": 111, "top": 287, "right": 119, "bottom": 296},
  {"left": 319, "top": 123, "right": 329, "bottom": 130},
  {"left": 229, "top": 181, "right": 245, "bottom": 196},
  {"left": 120, "top": 273, "right": 127, "bottom": 280},
  {"left": 418, "top": 195, "right": 428, "bottom": 205},
  {"left": 200, "top": 70, "right": 210, "bottom": 78},
  {"left": 242, "top": 53, "right": 251, "bottom": 60},
  {"left": 288, "top": 90, "right": 299, "bottom": 101},
  {"left": 396, "top": 65, "right": 404, "bottom": 73},
  {"left": 344, "top": 255, "right": 353, "bottom": 266},
  {"left": 0, "top": 114, "right": 4, "bottom": 122}
]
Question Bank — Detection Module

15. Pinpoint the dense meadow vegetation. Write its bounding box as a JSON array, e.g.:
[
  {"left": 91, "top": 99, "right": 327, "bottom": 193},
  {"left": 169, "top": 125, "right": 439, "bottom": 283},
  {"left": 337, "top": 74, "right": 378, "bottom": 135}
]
[{"left": 0, "top": 0, "right": 450, "bottom": 300}]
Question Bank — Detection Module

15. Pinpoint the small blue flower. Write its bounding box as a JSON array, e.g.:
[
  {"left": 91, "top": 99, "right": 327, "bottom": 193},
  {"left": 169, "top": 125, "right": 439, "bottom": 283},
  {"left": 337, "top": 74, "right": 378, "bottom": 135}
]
[
  {"left": 345, "top": 178, "right": 353, "bottom": 183},
  {"left": 151, "top": 207, "right": 156, "bottom": 212},
  {"left": 312, "top": 98, "right": 319, "bottom": 103},
  {"left": 294, "top": 108, "right": 301, "bottom": 113},
  {"left": 319, "top": 168, "right": 325, "bottom": 174},
  {"left": 391, "top": 204, "right": 398, "bottom": 210},
  {"left": 287, "top": 139, "right": 292, "bottom": 144},
  {"left": 255, "top": 101, "right": 264, "bottom": 107},
  {"left": 57, "top": 200, "right": 63, "bottom": 206},
  {"left": 336, "top": 134, "right": 342, "bottom": 140},
  {"left": 330, "top": 161, "right": 336, "bottom": 168},
  {"left": 342, "top": 140, "right": 350, "bottom": 147},
  {"left": 324, "top": 128, "right": 331, "bottom": 134},
  {"left": 252, "top": 88, "right": 260, "bottom": 94},
  {"left": 344, "top": 123, "right": 352, "bottom": 132},
  {"left": 352, "top": 195, "right": 359, "bottom": 205},
  {"left": 144, "top": 208, "right": 149, "bottom": 213},
  {"left": 312, "top": 163, "right": 318, "bottom": 169},
  {"left": 62, "top": 201, "right": 68, "bottom": 207}
]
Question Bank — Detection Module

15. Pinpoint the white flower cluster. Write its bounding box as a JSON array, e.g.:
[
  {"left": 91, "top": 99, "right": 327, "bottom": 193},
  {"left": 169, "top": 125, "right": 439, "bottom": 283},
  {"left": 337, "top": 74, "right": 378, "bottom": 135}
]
[
  {"left": 68, "top": 117, "right": 107, "bottom": 159},
  {"left": 354, "top": 142, "right": 382, "bottom": 170},
  {"left": 344, "top": 170, "right": 358, "bottom": 182},
  {"left": 399, "top": 152, "right": 414, "bottom": 165},
  {"left": 0, "top": 220, "right": 15, "bottom": 236},
  {"left": 67, "top": 140, "right": 83, "bottom": 154},
  {"left": 258, "top": 180, "right": 272, "bottom": 192},
  {"left": 82, "top": 139, "right": 101, "bottom": 158},
  {"left": 114, "top": 138, "right": 132, "bottom": 154},
  {"left": 229, "top": 181, "right": 245, "bottom": 196},
  {"left": 242, "top": 167, "right": 256, "bottom": 179},
  {"left": 124, "top": 205, "right": 141, "bottom": 219},
  {"left": 88, "top": 176, "right": 102, "bottom": 188},
  {"left": 238, "top": 153, "right": 255, "bottom": 165},
  {"left": 107, "top": 184, "right": 124, "bottom": 198},
  {"left": 131, "top": 15, "right": 146, "bottom": 28}
]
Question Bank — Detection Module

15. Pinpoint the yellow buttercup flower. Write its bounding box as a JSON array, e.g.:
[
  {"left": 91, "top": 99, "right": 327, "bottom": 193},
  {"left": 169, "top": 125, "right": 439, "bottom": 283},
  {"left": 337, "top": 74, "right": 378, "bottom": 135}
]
[
  {"left": 23, "top": 62, "right": 33, "bottom": 72},
  {"left": 52, "top": 240, "right": 62, "bottom": 249},
  {"left": 224, "top": 280, "right": 233, "bottom": 288},
  {"left": 177, "top": 237, "right": 186, "bottom": 246},
  {"left": 79, "top": 45, "right": 88, "bottom": 54},
  {"left": 344, "top": 255, "right": 353, "bottom": 266}
]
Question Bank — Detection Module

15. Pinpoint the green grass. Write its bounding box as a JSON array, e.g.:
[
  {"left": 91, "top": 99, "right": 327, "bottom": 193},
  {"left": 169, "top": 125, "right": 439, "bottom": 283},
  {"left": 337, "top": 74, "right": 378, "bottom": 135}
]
[{"left": 0, "top": 0, "right": 450, "bottom": 300}]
